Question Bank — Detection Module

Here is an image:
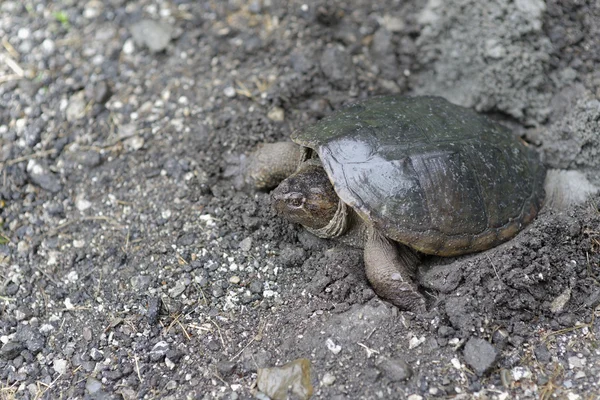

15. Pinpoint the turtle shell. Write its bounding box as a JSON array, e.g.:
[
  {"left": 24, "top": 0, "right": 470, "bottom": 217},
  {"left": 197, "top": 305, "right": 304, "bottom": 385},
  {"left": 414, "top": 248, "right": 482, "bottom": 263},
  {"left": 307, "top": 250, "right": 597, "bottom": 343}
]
[{"left": 291, "top": 95, "right": 546, "bottom": 256}]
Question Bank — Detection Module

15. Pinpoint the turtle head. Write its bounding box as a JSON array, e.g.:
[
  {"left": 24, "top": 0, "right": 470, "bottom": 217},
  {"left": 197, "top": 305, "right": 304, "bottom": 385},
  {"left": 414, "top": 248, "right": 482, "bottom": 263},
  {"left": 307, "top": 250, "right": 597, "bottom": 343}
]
[{"left": 272, "top": 163, "right": 339, "bottom": 230}]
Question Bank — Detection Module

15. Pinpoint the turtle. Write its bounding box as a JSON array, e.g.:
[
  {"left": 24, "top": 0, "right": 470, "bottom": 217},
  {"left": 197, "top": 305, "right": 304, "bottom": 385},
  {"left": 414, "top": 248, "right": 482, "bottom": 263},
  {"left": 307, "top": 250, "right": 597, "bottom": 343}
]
[{"left": 245, "top": 95, "right": 546, "bottom": 312}]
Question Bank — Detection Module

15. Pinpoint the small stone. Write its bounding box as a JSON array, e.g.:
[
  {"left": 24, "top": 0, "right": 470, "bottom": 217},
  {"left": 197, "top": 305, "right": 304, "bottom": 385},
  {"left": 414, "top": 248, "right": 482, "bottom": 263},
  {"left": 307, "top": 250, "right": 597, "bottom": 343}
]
[
  {"left": 53, "top": 359, "right": 68, "bottom": 374},
  {"left": 376, "top": 357, "right": 412, "bottom": 382},
  {"left": 0, "top": 342, "right": 24, "bottom": 360},
  {"left": 165, "top": 380, "right": 177, "bottom": 390},
  {"left": 321, "top": 372, "right": 336, "bottom": 386},
  {"left": 212, "top": 286, "right": 224, "bottom": 298},
  {"left": 407, "top": 395, "right": 423, "bottom": 400},
  {"left": 130, "top": 20, "right": 173, "bottom": 53},
  {"left": 149, "top": 341, "right": 169, "bottom": 362},
  {"left": 46, "top": 201, "right": 64, "bottom": 216},
  {"left": 511, "top": 366, "right": 531, "bottom": 381},
  {"left": 223, "top": 87, "right": 236, "bottom": 98},
  {"left": 147, "top": 297, "right": 161, "bottom": 325},
  {"left": 534, "top": 344, "right": 551, "bottom": 363},
  {"left": 169, "top": 281, "right": 187, "bottom": 298},
  {"left": 66, "top": 91, "right": 87, "bottom": 121},
  {"left": 229, "top": 276, "right": 241, "bottom": 284},
  {"left": 166, "top": 349, "right": 184, "bottom": 363},
  {"left": 216, "top": 360, "right": 236, "bottom": 377},
  {"left": 124, "top": 136, "right": 144, "bottom": 151},
  {"left": 574, "top": 371, "right": 586, "bottom": 380},
  {"left": 122, "top": 39, "right": 135, "bottom": 55},
  {"left": 326, "top": 338, "right": 341, "bottom": 354},
  {"left": 92, "top": 81, "right": 112, "bottom": 104},
  {"left": 568, "top": 355, "right": 586, "bottom": 369},
  {"left": 90, "top": 348, "right": 103, "bottom": 361},
  {"left": 76, "top": 151, "right": 102, "bottom": 168},
  {"left": 257, "top": 359, "right": 313, "bottom": 400},
  {"left": 17, "top": 241, "right": 30, "bottom": 255},
  {"left": 463, "top": 337, "right": 497, "bottom": 376},
  {"left": 492, "top": 328, "right": 509, "bottom": 350},
  {"left": 27, "top": 160, "right": 62, "bottom": 193},
  {"left": 239, "top": 237, "right": 253, "bottom": 252},
  {"left": 16, "top": 326, "right": 45, "bottom": 355},
  {"left": 267, "top": 107, "right": 285, "bottom": 122},
  {"left": 86, "top": 377, "right": 102, "bottom": 394},
  {"left": 76, "top": 196, "right": 92, "bottom": 212},
  {"left": 249, "top": 280, "right": 263, "bottom": 294},
  {"left": 409, "top": 336, "right": 425, "bottom": 349},
  {"left": 550, "top": 287, "right": 572, "bottom": 313}
]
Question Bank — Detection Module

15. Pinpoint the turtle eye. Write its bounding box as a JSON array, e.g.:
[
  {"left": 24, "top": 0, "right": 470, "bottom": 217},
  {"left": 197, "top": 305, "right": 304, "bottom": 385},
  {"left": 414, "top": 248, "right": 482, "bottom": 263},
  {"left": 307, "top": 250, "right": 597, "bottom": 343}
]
[{"left": 286, "top": 193, "right": 305, "bottom": 209}]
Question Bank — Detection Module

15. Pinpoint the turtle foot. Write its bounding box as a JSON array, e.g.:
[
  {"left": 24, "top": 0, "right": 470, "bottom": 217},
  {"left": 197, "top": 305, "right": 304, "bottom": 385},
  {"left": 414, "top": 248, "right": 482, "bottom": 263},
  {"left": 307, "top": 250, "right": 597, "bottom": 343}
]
[{"left": 364, "top": 227, "right": 426, "bottom": 313}]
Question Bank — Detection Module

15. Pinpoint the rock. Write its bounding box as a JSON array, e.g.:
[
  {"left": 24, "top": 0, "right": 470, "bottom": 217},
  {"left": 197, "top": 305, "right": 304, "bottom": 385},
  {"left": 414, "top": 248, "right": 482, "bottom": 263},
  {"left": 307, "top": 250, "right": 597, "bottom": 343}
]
[
  {"left": 75, "top": 151, "right": 102, "bottom": 168},
  {"left": 568, "top": 355, "right": 586, "bottom": 369},
  {"left": 463, "top": 337, "right": 498, "bottom": 376},
  {"left": 86, "top": 377, "right": 102, "bottom": 394},
  {"left": 321, "top": 372, "right": 336, "bottom": 386},
  {"left": 534, "top": 344, "right": 551, "bottom": 363},
  {"left": 249, "top": 280, "right": 263, "bottom": 294},
  {"left": 490, "top": 329, "right": 509, "bottom": 352},
  {"left": 27, "top": 160, "right": 62, "bottom": 193},
  {"left": 239, "top": 237, "right": 253, "bottom": 252},
  {"left": 0, "top": 342, "right": 24, "bottom": 360},
  {"left": 53, "top": 358, "right": 68, "bottom": 374},
  {"left": 376, "top": 357, "right": 412, "bottom": 382},
  {"left": 15, "top": 326, "right": 45, "bottom": 355},
  {"left": 86, "top": 80, "right": 112, "bottom": 104},
  {"left": 149, "top": 341, "right": 169, "bottom": 362},
  {"left": 326, "top": 338, "right": 341, "bottom": 354},
  {"left": 223, "top": 87, "right": 236, "bottom": 98},
  {"left": 66, "top": 91, "right": 87, "bottom": 121},
  {"left": 257, "top": 358, "right": 313, "bottom": 400},
  {"left": 267, "top": 107, "right": 285, "bottom": 122},
  {"left": 130, "top": 20, "right": 173, "bottom": 53},
  {"left": 216, "top": 360, "right": 236, "bottom": 377}
]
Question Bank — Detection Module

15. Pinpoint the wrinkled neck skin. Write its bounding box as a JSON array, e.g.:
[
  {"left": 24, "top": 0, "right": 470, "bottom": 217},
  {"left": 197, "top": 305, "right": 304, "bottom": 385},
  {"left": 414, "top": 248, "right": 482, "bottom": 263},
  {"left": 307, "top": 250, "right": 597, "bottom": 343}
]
[{"left": 271, "top": 161, "right": 340, "bottom": 231}]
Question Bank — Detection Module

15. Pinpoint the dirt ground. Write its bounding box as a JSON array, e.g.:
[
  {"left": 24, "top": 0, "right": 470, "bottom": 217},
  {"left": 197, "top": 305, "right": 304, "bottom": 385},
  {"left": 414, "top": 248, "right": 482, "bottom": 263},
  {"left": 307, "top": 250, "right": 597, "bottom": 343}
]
[{"left": 1, "top": 0, "right": 600, "bottom": 399}]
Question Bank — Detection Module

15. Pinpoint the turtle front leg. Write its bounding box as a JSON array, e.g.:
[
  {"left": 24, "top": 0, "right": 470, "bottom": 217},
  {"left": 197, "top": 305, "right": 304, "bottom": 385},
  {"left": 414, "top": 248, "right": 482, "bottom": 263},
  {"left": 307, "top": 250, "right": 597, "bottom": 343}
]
[
  {"left": 364, "top": 227, "right": 426, "bottom": 312},
  {"left": 245, "top": 142, "right": 308, "bottom": 190}
]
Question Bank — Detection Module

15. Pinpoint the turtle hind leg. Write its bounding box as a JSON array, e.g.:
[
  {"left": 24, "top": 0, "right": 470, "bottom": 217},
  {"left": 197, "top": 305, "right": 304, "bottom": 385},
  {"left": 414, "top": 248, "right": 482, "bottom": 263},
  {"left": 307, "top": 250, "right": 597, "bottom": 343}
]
[
  {"left": 364, "top": 227, "right": 426, "bottom": 312},
  {"left": 245, "top": 142, "right": 308, "bottom": 190}
]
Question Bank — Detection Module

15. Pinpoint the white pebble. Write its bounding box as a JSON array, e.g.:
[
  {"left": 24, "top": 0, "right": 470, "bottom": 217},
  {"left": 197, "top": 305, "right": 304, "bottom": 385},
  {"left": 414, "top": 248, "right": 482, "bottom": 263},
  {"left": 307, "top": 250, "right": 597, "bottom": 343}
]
[
  {"left": 223, "top": 87, "right": 236, "bottom": 98},
  {"left": 53, "top": 359, "right": 68, "bottom": 375},
  {"left": 326, "top": 338, "right": 342, "bottom": 354}
]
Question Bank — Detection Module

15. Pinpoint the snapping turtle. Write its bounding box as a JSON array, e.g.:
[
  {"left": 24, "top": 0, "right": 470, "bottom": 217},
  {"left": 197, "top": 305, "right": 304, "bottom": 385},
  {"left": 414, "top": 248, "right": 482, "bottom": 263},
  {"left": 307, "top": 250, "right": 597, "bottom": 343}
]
[{"left": 246, "top": 95, "right": 546, "bottom": 311}]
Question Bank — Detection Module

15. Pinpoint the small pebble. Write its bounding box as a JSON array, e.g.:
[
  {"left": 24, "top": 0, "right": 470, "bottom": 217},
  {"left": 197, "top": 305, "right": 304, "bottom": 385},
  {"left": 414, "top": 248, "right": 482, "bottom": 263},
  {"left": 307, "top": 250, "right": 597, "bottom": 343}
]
[
  {"left": 568, "top": 355, "right": 586, "bottom": 369},
  {"left": 376, "top": 357, "right": 412, "bottom": 382},
  {"left": 321, "top": 372, "right": 336, "bottom": 386},
  {"left": 326, "top": 338, "right": 341, "bottom": 354},
  {"left": 267, "top": 107, "right": 285, "bottom": 121},
  {"left": 224, "top": 87, "right": 236, "bottom": 98},
  {"left": 130, "top": 20, "right": 173, "bottom": 53},
  {"left": 86, "top": 377, "right": 102, "bottom": 394},
  {"left": 239, "top": 237, "right": 253, "bottom": 252},
  {"left": 53, "top": 359, "right": 68, "bottom": 374},
  {"left": 463, "top": 337, "right": 497, "bottom": 376}
]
